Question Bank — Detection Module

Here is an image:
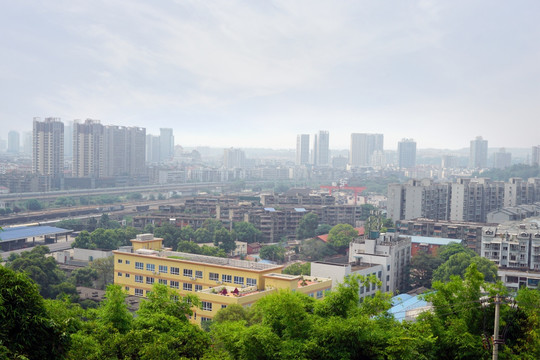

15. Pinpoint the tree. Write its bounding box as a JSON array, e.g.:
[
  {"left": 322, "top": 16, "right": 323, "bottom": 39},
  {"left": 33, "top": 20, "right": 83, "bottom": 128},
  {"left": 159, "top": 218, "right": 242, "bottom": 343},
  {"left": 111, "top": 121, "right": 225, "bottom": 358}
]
[
  {"left": 327, "top": 224, "right": 357, "bottom": 252},
  {"left": 433, "top": 252, "right": 498, "bottom": 283},
  {"left": 214, "top": 228, "right": 236, "bottom": 253},
  {"left": 71, "top": 267, "right": 98, "bottom": 287},
  {"left": 232, "top": 222, "right": 262, "bottom": 243},
  {"left": 98, "top": 284, "right": 132, "bottom": 333},
  {"left": 202, "top": 218, "right": 224, "bottom": 233},
  {"left": 138, "top": 283, "right": 198, "bottom": 320},
  {"left": 25, "top": 198, "right": 43, "bottom": 210},
  {"left": 315, "top": 224, "right": 332, "bottom": 236},
  {"left": 195, "top": 227, "right": 212, "bottom": 243},
  {"left": 300, "top": 238, "right": 336, "bottom": 261},
  {"left": 180, "top": 225, "right": 195, "bottom": 241},
  {"left": 0, "top": 266, "right": 67, "bottom": 359},
  {"left": 282, "top": 262, "right": 311, "bottom": 276},
  {"left": 296, "top": 213, "right": 319, "bottom": 239},
  {"left": 90, "top": 256, "right": 114, "bottom": 289},
  {"left": 154, "top": 223, "right": 183, "bottom": 249},
  {"left": 409, "top": 251, "right": 444, "bottom": 288},
  {"left": 259, "top": 245, "right": 285, "bottom": 263}
]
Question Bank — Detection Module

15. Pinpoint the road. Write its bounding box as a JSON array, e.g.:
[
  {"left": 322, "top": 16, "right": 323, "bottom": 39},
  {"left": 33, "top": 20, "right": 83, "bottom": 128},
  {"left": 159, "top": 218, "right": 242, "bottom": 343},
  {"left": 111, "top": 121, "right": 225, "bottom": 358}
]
[{"left": 1, "top": 238, "right": 75, "bottom": 261}]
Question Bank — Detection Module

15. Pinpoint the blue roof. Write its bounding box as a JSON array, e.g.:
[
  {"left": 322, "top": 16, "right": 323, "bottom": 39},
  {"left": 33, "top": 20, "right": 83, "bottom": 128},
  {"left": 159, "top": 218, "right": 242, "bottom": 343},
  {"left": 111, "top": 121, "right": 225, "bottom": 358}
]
[
  {"left": 410, "top": 236, "right": 460, "bottom": 246},
  {"left": 294, "top": 208, "right": 306, "bottom": 212},
  {"left": 388, "top": 294, "right": 429, "bottom": 321},
  {"left": 264, "top": 207, "right": 276, "bottom": 212},
  {"left": 0, "top": 226, "right": 71, "bottom": 242}
]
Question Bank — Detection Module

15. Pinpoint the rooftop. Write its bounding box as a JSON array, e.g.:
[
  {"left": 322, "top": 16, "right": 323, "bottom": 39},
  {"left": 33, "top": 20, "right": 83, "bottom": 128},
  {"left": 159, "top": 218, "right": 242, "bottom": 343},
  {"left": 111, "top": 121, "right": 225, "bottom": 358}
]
[
  {"left": 0, "top": 225, "right": 72, "bottom": 242},
  {"left": 114, "top": 247, "right": 283, "bottom": 271},
  {"left": 410, "top": 236, "right": 460, "bottom": 246}
]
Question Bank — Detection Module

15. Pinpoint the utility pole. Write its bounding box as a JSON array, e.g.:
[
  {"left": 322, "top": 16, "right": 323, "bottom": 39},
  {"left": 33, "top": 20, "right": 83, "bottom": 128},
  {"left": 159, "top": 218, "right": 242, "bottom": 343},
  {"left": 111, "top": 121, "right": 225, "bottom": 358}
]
[{"left": 493, "top": 294, "right": 500, "bottom": 360}]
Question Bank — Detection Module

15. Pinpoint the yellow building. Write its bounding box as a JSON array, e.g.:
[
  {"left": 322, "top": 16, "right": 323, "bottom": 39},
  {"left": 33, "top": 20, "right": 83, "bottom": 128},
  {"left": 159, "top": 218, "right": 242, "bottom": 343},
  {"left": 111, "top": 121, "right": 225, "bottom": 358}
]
[{"left": 113, "top": 234, "right": 332, "bottom": 326}]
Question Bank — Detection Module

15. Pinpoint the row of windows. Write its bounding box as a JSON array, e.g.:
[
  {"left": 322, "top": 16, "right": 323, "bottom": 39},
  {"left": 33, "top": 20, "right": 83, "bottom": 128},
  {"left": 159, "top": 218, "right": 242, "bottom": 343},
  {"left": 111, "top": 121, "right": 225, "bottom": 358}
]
[{"left": 307, "top": 290, "right": 325, "bottom": 299}]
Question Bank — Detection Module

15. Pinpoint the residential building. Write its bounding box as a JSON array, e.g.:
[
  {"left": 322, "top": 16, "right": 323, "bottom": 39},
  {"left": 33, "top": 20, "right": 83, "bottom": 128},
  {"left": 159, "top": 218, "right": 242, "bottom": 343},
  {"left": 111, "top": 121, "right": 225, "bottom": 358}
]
[
  {"left": 314, "top": 130, "right": 330, "bottom": 166},
  {"left": 504, "top": 177, "right": 540, "bottom": 207},
  {"left": 64, "top": 120, "right": 73, "bottom": 158},
  {"left": 72, "top": 119, "right": 104, "bottom": 178},
  {"left": 409, "top": 236, "right": 459, "bottom": 256},
  {"left": 113, "top": 234, "right": 331, "bottom": 326},
  {"left": 159, "top": 128, "right": 174, "bottom": 162},
  {"left": 7, "top": 131, "right": 20, "bottom": 154},
  {"left": 469, "top": 136, "right": 488, "bottom": 169},
  {"left": 223, "top": 148, "right": 245, "bottom": 169},
  {"left": 441, "top": 155, "right": 458, "bottom": 169},
  {"left": 397, "top": 138, "right": 416, "bottom": 169},
  {"left": 396, "top": 218, "right": 488, "bottom": 254},
  {"left": 487, "top": 203, "right": 540, "bottom": 224},
  {"left": 493, "top": 148, "right": 511, "bottom": 169},
  {"left": 481, "top": 219, "right": 540, "bottom": 291},
  {"left": 349, "top": 133, "right": 384, "bottom": 167},
  {"left": 146, "top": 134, "right": 161, "bottom": 163},
  {"left": 296, "top": 134, "right": 310, "bottom": 166},
  {"left": 387, "top": 179, "right": 451, "bottom": 222},
  {"left": 532, "top": 146, "right": 540, "bottom": 167},
  {"left": 32, "top": 117, "right": 64, "bottom": 176},
  {"left": 450, "top": 178, "right": 505, "bottom": 223},
  {"left": 348, "top": 232, "right": 411, "bottom": 294},
  {"left": 22, "top": 131, "right": 32, "bottom": 156}
]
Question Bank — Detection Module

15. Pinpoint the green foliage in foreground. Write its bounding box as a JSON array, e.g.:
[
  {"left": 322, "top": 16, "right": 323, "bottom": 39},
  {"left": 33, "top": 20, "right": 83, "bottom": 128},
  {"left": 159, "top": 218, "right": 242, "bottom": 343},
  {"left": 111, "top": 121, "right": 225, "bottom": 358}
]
[{"left": 2, "top": 262, "right": 540, "bottom": 359}]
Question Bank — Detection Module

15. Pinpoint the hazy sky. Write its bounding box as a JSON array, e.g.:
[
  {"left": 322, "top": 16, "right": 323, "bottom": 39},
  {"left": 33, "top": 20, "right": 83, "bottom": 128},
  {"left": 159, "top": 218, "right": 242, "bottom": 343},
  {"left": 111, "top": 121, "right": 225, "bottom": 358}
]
[{"left": 1, "top": 1, "right": 539, "bottom": 150}]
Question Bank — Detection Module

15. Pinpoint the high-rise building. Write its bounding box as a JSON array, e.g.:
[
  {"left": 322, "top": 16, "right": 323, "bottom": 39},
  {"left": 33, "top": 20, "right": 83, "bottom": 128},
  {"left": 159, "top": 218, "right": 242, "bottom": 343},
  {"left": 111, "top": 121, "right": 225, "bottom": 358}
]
[
  {"left": 223, "top": 148, "right": 245, "bottom": 169},
  {"left": 314, "top": 130, "right": 329, "bottom": 166},
  {"left": 349, "top": 133, "right": 384, "bottom": 167},
  {"left": 469, "top": 136, "right": 488, "bottom": 169},
  {"left": 441, "top": 155, "right": 458, "bottom": 169},
  {"left": 7, "top": 131, "right": 20, "bottom": 154},
  {"left": 397, "top": 138, "right": 416, "bottom": 169},
  {"left": 146, "top": 134, "right": 161, "bottom": 163},
  {"left": 296, "top": 134, "right": 310, "bottom": 166},
  {"left": 532, "top": 145, "right": 540, "bottom": 166},
  {"left": 22, "top": 131, "right": 32, "bottom": 155},
  {"left": 450, "top": 178, "right": 504, "bottom": 223},
  {"left": 33, "top": 117, "right": 64, "bottom": 176},
  {"left": 493, "top": 148, "right": 511, "bottom": 169},
  {"left": 64, "top": 120, "right": 73, "bottom": 158},
  {"left": 159, "top": 128, "right": 174, "bottom": 162},
  {"left": 73, "top": 119, "right": 104, "bottom": 178}
]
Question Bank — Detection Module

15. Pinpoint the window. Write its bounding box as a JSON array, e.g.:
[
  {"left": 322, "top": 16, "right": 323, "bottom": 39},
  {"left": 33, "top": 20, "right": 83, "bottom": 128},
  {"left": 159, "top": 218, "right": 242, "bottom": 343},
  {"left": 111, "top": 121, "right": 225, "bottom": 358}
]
[
  {"left": 308, "top": 292, "right": 314, "bottom": 298},
  {"left": 117, "top": 272, "right": 123, "bottom": 277},
  {"left": 117, "top": 259, "right": 123, "bottom": 263},
  {"left": 246, "top": 278, "right": 257, "bottom": 286},
  {"left": 135, "top": 275, "right": 143, "bottom": 283},
  {"left": 234, "top": 276, "right": 244, "bottom": 285},
  {"left": 125, "top": 286, "right": 130, "bottom": 291},
  {"left": 146, "top": 263, "right": 155, "bottom": 272},
  {"left": 377, "top": 271, "right": 382, "bottom": 279},
  {"left": 372, "top": 282, "right": 376, "bottom": 291},
  {"left": 171, "top": 267, "right": 180, "bottom": 275},
  {"left": 159, "top": 265, "right": 168, "bottom": 274},
  {"left": 135, "top": 262, "right": 144, "bottom": 270},
  {"left": 221, "top": 304, "right": 227, "bottom": 309},
  {"left": 184, "top": 269, "right": 193, "bottom": 277},
  {"left": 146, "top": 277, "right": 155, "bottom": 285},
  {"left": 360, "top": 286, "right": 364, "bottom": 294},
  {"left": 159, "top": 279, "right": 167, "bottom": 285},
  {"left": 125, "top": 273, "right": 130, "bottom": 278},
  {"left": 201, "top": 317, "right": 211, "bottom": 322},
  {"left": 170, "top": 281, "right": 179, "bottom": 289},
  {"left": 195, "top": 270, "right": 203, "bottom": 279},
  {"left": 209, "top": 272, "right": 219, "bottom": 281},
  {"left": 195, "top": 284, "right": 203, "bottom": 291},
  {"left": 202, "top": 301, "right": 212, "bottom": 311},
  {"left": 183, "top": 283, "right": 193, "bottom": 291},
  {"left": 222, "top": 274, "right": 232, "bottom": 283},
  {"left": 387, "top": 265, "right": 390, "bottom": 271},
  {"left": 126, "top": 260, "right": 130, "bottom": 265},
  {"left": 316, "top": 290, "right": 323, "bottom": 299},
  {"left": 135, "top": 289, "right": 143, "bottom": 296}
]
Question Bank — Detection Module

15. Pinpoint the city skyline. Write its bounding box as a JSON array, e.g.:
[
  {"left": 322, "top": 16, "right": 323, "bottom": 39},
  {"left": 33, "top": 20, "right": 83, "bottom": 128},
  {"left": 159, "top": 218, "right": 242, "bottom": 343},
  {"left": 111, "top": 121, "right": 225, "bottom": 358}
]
[{"left": 1, "top": 2, "right": 540, "bottom": 149}]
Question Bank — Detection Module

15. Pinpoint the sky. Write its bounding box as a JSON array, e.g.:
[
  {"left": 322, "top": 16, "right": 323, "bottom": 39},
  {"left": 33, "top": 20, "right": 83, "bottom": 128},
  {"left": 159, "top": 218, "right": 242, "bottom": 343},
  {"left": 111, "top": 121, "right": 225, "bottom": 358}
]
[{"left": 1, "top": 1, "right": 539, "bottom": 150}]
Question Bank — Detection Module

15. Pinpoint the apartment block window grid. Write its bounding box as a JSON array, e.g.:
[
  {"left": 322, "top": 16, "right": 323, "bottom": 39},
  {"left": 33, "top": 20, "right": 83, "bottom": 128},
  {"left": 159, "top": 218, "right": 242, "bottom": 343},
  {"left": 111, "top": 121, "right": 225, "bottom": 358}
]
[
  {"left": 222, "top": 274, "right": 232, "bottom": 283},
  {"left": 146, "top": 263, "right": 155, "bottom": 272},
  {"left": 135, "top": 289, "right": 143, "bottom": 296},
  {"left": 135, "top": 275, "right": 143, "bottom": 283},
  {"left": 209, "top": 272, "right": 219, "bottom": 281},
  {"left": 159, "top": 265, "right": 168, "bottom": 273},
  {"left": 171, "top": 267, "right": 180, "bottom": 275},
  {"left": 195, "top": 270, "right": 203, "bottom": 279},
  {"left": 146, "top": 277, "right": 155, "bottom": 285},
  {"left": 183, "top": 269, "right": 193, "bottom": 277},
  {"left": 202, "top": 301, "right": 212, "bottom": 311},
  {"left": 234, "top": 276, "right": 244, "bottom": 285},
  {"left": 183, "top": 283, "right": 193, "bottom": 291},
  {"left": 170, "top": 281, "right": 179, "bottom": 289},
  {"left": 135, "top": 262, "right": 144, "bottom": 270}
]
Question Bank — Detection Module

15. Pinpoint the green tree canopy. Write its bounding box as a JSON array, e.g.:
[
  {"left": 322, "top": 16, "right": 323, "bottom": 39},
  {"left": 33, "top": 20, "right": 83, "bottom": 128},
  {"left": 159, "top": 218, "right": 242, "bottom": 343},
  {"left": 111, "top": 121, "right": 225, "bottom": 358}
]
[
  {"left": 327, "top": 223, "right": 357, "bottom": 252},
  {"left": 282, "top": 262, "right": 311, "bottom": 276},
  {"left": 315, "top": 223, "right": 332, "bottom": 236},
  {"left": 233, "top": 222, "right": 262, "bottom": 243},
  {"left": 296, "top": 213, "right": 319, "bottom": 239},
  {"left": 259, "top": 245, "right": 285, "bottom": 263}
]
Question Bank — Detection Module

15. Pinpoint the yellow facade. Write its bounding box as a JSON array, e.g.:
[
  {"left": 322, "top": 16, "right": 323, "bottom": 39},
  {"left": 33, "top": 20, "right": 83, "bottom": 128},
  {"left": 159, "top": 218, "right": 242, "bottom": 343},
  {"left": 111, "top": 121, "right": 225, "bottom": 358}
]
[{"left": 113, "top": 236, "right": 332, "bottom": 326}]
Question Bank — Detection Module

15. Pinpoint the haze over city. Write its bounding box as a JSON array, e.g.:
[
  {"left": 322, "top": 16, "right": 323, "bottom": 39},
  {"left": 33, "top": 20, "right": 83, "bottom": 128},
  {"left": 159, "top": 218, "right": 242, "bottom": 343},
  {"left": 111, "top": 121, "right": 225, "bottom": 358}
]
[{"left": 1, "top": 1, "right": 540, "bottom": 149}]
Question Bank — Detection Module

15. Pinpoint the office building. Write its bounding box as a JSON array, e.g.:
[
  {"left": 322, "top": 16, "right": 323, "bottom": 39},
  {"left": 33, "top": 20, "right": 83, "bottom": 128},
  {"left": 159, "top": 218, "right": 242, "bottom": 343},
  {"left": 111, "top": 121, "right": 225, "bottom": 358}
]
[
  {"left": 114, "top": 234, "right": 331, "bottom": 326},
  {"left": 73, "top": 119, "right": 104, "bottom": 178},
  {"left": 493, "top": 148, "right": 511, "bottom": 169},
  {"left": 469, "top": 136, "right": 488, "bottom": 169},
  {"left": 159, "top": 128, "right": 174, "bottom": 162},
  {"left": 314, "top": 130, "right": 329, "bottom": 166},
  {"left": 397, "top": 138, "right": 416, "bottom": 169},
  {"left": 349, "top": 133, "right": 384, "bottom": 167},
  {"left": 32, "top": 117, "right": 64, "bottom": 176},
  {"left": 532, "top": 146, "right": 540, "bottom": 167},
  {"left": 481, "top": 219, "right": 540, "bottom": 291},
  {"left": 7, "top": 131, "right": 20, "bottom": 154},
  {"left": 296, "top": 134, "right": 310, "bottom": 166},
  {"left": 223, "top": 148, "right": 245, "bottom": 169}
]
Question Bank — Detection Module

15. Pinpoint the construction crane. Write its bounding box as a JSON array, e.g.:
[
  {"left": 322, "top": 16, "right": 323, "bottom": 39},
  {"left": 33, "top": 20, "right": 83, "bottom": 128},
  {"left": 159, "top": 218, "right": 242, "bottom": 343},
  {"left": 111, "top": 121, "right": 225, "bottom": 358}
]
[{"left": 320, "top": 184, "right": 367, "bottom": 205}]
